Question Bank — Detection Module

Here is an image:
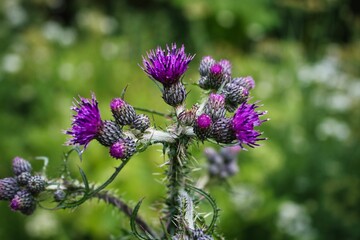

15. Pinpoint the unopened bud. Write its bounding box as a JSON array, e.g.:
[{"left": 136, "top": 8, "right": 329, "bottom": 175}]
[
  {"left": 222, "top": 83, "right": 249, "bottom": 112},
  {"left": 232, "top": 76, "right": 255, "bottom": 90},
  {"left": 178, "top": 104, "right": 199, "bottom": 126},
  {"left": 10, "top": 190, "right": 36, "bottom": 215},
  {"left": 16, "top": 172, "right": 32, "bottom": 186},
  {"left": 204, "top": 93, "right": 226, "bottom": 120},
  {"left": 110, "top": 98, "right": 136, "bottom": 125},
  {"left": 27, "top": 176, "right": 46, "bottom": 195},
  {"left": 131, "top": 114, "right": 150, "bottom": 132},
  {"left": 193, "top": 114, "right": 212, "bottom": 141},
  {"left": 54, "top": 190, "right": 66, "bottom": 202},
  {"left": 219, "top": 59, "right": 231, "bottom": 79},
  {"left": 96, "top": 120, "right": 123, "bottom": 147},
  {"left": 199, "top": 56, "right": 216, "bottom": 76},
  {"left": 0, "top": 177, "right": 20, "bottom": 200},
  {"left": 12, "top": 157, "right": 32, "bottom": 176},
  {"left": 109, "top": 137, "right": 136, "bottom": 160}
]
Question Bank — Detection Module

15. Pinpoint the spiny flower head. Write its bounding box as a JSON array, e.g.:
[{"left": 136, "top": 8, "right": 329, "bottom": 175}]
[
  {"left": 232, "top": 102, "right": 267, "bottom": 148},
  {"left": 0, "top": 177, "right": 20, "bottom": 200},
  {"left": 210, "top": 63, "right": 222, "bottom": 76},
  {"left": 196, "top": 114, "right": 212, "bottom": 129},
  {"left": 194, "top": 114, "right": 213, "bottom": 141},
  {"left": 12, "top": 157, "right": 32, "bottom": 176},
  {"left": 109, "top": 138, "right": 136, "bottom": 160},
  {"left": 66, "top": 93, "right": 103, "bottom": 148},
  {"left": 142, "top": 43, "right": 194, "bottom": 86},
  {"left": 204, "top": 93, "right": 226, "bottom": 120},
  {"left": 110, "top": 98, "right": 136, "bottom": 125},
  {"left": 10, "top": 190, "right": 36, "bottom": 215}
]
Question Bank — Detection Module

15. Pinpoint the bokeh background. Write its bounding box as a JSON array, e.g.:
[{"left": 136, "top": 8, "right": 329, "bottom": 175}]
[{"left": 0, "top": 0, "right": 359, "bottom": 239}]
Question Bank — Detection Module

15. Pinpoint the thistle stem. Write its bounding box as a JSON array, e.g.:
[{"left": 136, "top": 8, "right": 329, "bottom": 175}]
[
  {"left": 165, "top": 137, "right": 190, "bottom": 235},
  {"left": 134, "top": 107, "right": 173, "bottom": 118}
]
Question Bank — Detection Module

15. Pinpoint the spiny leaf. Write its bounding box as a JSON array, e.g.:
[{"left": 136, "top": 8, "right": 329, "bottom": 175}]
[
  {"left": 78, "top": 167, "right": 90, "bottom": 192},
  {"left": 130, "top": 198, "right": 152, "bottom": 240},
  {"left": 187, "top": 185, "right": 219, "bottom": 234}
]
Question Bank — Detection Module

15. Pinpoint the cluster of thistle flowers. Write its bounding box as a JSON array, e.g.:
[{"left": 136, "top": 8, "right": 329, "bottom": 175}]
[
  {"left": 192, "top": 55, "right": 267, "bottom": 147},
  {"left": 65, "top": 94, "right": 150, "bottom": 160},
  {"left": 0, "top": 157, "right": 46, "bottom": 215},
  {"left": 142, "top": 44, "right": 267, "bottom": 148},
  {"left": 204, "top": 146, "right": 240, "bottom": 179},
  {"left": 65, "top": 44, "right": 266, "bottom": 160}
]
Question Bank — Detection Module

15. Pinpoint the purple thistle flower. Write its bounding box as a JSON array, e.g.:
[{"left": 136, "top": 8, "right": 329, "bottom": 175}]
[
  {"left": 194, "top": 114, "right": 213, "bottom": 140},
  {"left": 109, "top": 138, "right": 136, "bottom": 160},
  {"left": 196, "top": 114, "right": 212, "bottom": 129},
  {"left": 210, "top": 63, "right": 223, "bottom": 75},
  {"left": 141, "top": 43, "right": 194, "bottom": 86},
  {"left": 65, "top": 93, "right": 103, "bottom": 148},
  {"left": 232, "top": 102, "right": 267, "bottom": 148}
]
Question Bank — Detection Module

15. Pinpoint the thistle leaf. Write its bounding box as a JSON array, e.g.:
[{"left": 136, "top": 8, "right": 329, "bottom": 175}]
[
  {"left": 130, "top": 198, "right": 153, "bottom": 240},
  {"left": 78, "top": 167, "right": 90, "bottom": 192},
  {"left": 187, "top": 185, "right": 219, "bottom": 234}
]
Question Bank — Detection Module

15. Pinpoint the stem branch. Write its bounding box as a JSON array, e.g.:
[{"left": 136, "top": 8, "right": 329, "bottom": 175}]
[{"left": 95, "top": 192, "right": 157, "bottom": 238}]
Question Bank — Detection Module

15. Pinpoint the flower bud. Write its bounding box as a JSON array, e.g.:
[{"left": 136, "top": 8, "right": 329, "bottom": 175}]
[
  {"left": 16, "top": 172, "right": 32, "bottom": 186},
  {"left": 222, "top": 83, "right": 249, "bottom": 112},
  {"left": 192, "top": 228, "right": 214, "bottom": 240},
  {"left": 232, "top": 76, "right": 255, "bottom": 90},
  {"left": 10, "top": 190, "right": 36, "bottom": 215},
  {"left": 177, "top": 104, "right": 199, "bottom": 126},
  {"left": 219, "top": 59, "right": 232, "bottom": 79},
  {"left": 207, "top": 63, "right": 224, "bottom": 90},
  {"left": 27, "top": 176, "right": 46, "bottom": 195},
  {"left": 12, "top": 157, "right": 32, "bottom": 176},
  {"left": 131, "top": 114, "right": 150, "bottom": 132},
  {"left": 198, "top": 76, "right": 210, "bottom": 89},
  {"left": 211, "top": 118, "right": 236, "bottom": 143},
  {"left": 199, "top": 56, "right": 216, "bottom": 77},
  {"left": 162, "top": 81, "right": 186, "bottom": 107},
  {"left": 0, "top": 177, "right": 20, "bottom": 200},
  {"left": 204, "top": 93, "right": 226, "bottom": 120},
  {"left": 110, "top": 98, "right": 136, "bottom": 126},
  {"left": 109, "top": 137, "right": 136, "bottom": 160},
  {"left": 193, "top": 114, "right": 212, "bottom": 141},
  {"left": 96, "top": 120, "right": 123, "bottom": 147},
  {"left": 53, "top": 190, "right": 66, "bottom": 202},
  {"left": 225, "top": 161, "right": 239, "bottom": 176}
]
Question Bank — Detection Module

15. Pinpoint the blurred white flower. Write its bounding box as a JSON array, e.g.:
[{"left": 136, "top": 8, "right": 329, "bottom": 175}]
[
  {"left": 2, "top": 53, "right": 23, "bottom": 73},
  {"left": 316, "top": 117, "right": 350, "bottom": 141},
  {"left": 277, "top": 201, "right": 316, "bottom": 240},
  {"left": 26, "top": 211, "right": 59, "bottom": 238},
  {"left": 58, "top": 62, "right": 74, "bottom": 81},
  {"left": 231, "top": 184, "right": 263, "bottom": 217},
  {"left": 77, "top": 10, "right": 118, "bottom": 35},
  {"left": 217, "top": 10, "right": 235, "bottom": 28},
  {"left": 42, "top": 21, "right": 77, "bottom": 46},
  {"left": 3, "top": 0, "right": 27, "bottom": 27}
]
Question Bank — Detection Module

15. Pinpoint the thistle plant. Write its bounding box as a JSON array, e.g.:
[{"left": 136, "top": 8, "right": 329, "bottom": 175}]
[{"left": 0, "top": 43, "right": 267, "bottom": 239}]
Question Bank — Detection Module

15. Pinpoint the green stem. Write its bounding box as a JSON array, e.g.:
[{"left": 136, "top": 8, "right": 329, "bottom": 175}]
[
  {"left": 56, "top": 158, "right": 130, "bottom": 209},
  {"left": 165, "top": 137, "right": 190, "bottom": 235},
  {"left": 134, "top": 107, "right": 173, "bottom": 118}
]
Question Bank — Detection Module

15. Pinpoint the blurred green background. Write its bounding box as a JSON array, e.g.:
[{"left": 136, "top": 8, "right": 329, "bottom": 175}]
[{"left": 0, "top": 0, "right": 359, "bottom": 239}]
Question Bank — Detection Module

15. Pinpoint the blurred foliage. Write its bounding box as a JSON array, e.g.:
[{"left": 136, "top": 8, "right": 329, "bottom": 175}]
[{"left": 0, "top": 0, "right": 359, "bottom": 239}]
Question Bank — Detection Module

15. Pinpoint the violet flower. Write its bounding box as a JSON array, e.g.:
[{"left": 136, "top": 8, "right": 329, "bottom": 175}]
[
  {"left": 232, "top": 102, "right": 267, "bottom": 148},
  {"left": 141, "top": 43, "right": 194, "bottom": 86},
  {"left": 65, "top": 93, "right": 103, "bottom": 148}
]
